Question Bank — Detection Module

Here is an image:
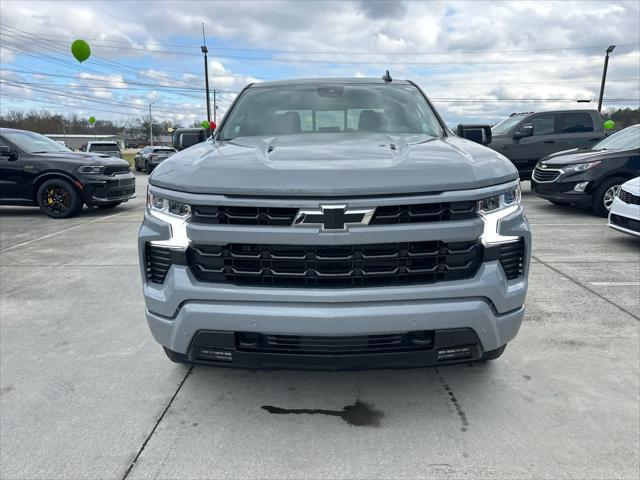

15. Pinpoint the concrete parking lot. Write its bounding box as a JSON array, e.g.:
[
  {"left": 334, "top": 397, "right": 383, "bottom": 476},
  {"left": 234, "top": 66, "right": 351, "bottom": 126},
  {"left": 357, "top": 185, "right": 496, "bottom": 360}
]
[{"left": 1, "top": 176, "right": 638, "bottom": 480}]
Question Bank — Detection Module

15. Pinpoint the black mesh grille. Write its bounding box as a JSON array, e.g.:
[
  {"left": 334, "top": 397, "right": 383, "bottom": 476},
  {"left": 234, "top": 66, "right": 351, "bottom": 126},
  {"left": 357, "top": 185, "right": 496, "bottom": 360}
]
[
  {"left": 103, "top": 165, "right": 131, "bottom": 175},
  {"left": 187, "top": 240, "right": 483, "bottom": 288},
  {"left": 619, "top": 189, "right": 640, "bottom": 205},
  {"left": 532, "top": 167, "right": 561, "bottom": 182},
  {"left": 192, "top": 206, "right": 298, "bottom": 225},
  {"left": 145, "top": 245, "right": 187, "bottom": 284},
  {"left": 610, "top": 214, "right": 640, "bottom": 232},
  {"left": 371, "top": 201, "right": 476, "bottom": 224},
  {"left": 498, "top": 239, "right": 525, "bottom": 280}
]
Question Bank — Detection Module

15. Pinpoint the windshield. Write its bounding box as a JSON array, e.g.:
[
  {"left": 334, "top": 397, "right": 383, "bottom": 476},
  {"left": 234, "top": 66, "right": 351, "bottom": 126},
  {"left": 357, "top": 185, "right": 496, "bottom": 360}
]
[
  {"left": 220, "top": 83, "right": 443, "bottom": 139},
  {"left": 89, "top": 143, "right": 120, "bottom": 152},
  {"left": 2, "top": 131, "right": 71, "bottom": 153},
  {"left": 152, "top": 147, "right": 176, "bottom": 153},
  {"left": 593, "top": 125, "right": 640, "bottom": 151},
  {"left": 491, "top": 115, "right": 528, "bottom": 135}
]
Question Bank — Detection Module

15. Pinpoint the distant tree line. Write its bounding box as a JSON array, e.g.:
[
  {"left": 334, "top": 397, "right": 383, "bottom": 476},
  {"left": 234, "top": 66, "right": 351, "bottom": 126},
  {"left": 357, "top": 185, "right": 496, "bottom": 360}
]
[
  {"left": 602, "top": 107, "right": 640, "bottom": 129},
  {"left": 0, "top": 110, "right": 183, "bottom": 143}
]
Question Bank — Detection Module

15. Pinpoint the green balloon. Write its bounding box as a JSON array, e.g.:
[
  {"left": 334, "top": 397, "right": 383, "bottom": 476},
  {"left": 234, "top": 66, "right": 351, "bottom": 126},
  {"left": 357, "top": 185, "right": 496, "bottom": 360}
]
[
  {"left": 604, "top": 120, "right": 615, "bottom": 130},
  {"left": 71, "top": 39, "right": 91, "bottom": 63},
  {"left": 88, "top": 116, "right": 96, "bottom": 125},
  {"left": 201, "top": 120, "right": 210, "bottom": 129}
]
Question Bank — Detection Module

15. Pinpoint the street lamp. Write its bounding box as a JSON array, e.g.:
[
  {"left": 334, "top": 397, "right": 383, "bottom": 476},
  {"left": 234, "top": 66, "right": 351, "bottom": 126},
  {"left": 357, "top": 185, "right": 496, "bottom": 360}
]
[{"left": 597, "top": 45, "right": 616, "bottom": 113}]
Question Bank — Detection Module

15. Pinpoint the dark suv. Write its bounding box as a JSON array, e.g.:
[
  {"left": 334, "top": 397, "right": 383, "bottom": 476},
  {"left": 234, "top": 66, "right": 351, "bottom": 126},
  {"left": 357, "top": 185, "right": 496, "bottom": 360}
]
[
  {"left": 488, "top": 110, "right": 606, "bottom": 179},
  {"left": 0, "top": 128, "right": 135, "bottom": 218}
]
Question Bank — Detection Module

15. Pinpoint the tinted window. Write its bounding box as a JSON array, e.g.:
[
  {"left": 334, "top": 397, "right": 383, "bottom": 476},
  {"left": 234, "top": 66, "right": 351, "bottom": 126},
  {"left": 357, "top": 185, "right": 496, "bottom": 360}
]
[
  {"left": 2, "top": 131, "right": 70, "bottom": 153},
  {"left": 528, "top": 114, "right": 555, "bottom": 136},
  {"left": 220, "top": 84, "right": 443, "bottom": 139},
  {"left": 492, "top": 115, "right": 528, "bottom": 135},
  {"left": 594, "top": 125, "right": 640, "bottom": 150},
  {"left": 557, "top": 112, "right": 594, "bottom": 133},
  {"left": 89, "top": 143, "right": 120, "bottom": 152},
  {"left": 152, "top": 147, "right": 176, "bottom": 153}
]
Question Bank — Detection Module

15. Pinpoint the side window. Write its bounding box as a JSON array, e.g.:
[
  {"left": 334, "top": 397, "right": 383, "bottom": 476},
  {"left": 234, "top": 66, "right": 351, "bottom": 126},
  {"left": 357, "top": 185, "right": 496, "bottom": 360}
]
[
  {"left": 527, "top": 114, "right": 555, "bottom": 136},
  {"left": 557, "top": 112, "right": 594, "bottom": 133}
]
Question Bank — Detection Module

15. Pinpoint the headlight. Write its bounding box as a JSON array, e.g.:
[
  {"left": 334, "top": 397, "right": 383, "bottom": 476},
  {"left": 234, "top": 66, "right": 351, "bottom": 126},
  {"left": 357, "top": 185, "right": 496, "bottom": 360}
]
[
  {"left": 477, "top": 184, "right": 522, "bottom": 246},
  {"left": 78, "top": 165, "right": 104, "bottom": 174},
  {"left": 562, "top": 161, "right": 601, "bottom": 173},
  {"left": 478, "top": 185, "right": 521, "bottom": 214},
  {"left": 147, "top": 191, "right": 191, "bottom": 217}
]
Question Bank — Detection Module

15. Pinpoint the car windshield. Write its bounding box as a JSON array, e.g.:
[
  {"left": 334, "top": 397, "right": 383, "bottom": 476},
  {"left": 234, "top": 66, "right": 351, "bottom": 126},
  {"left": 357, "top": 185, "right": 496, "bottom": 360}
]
[
  {"left": 491, "top": 115, "right": 527, "bottom": 135},
  {"left": 593, "top": 125, "right": 640, "bottom": 151},
  {"left": 153, "top": 147, "right": 176, "bottom": 153},
  {"left": 2, "top": 131, "right": 71, "bottom": 153},
  {"left": 89, "top": 143, "right": 120, "bottom": 152},
  {"left": 219, "top": 83, "right": 443, "bottom": 139}
]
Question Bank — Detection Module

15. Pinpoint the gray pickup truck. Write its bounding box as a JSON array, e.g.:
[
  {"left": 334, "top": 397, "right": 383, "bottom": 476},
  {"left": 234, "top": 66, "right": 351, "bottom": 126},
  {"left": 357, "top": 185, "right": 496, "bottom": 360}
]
[
  {"left": 488, "top": 110, "right": 605, "bottom": 179},
  {"left": 138, "top": 77, "right": 531, "bottom": 370}
]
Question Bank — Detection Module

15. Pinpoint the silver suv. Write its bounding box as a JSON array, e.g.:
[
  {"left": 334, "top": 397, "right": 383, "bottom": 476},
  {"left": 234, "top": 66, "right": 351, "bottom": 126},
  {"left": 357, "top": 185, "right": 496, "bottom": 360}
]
[{"left": 138, "top": 78, "right": 531, "bottom": 370}]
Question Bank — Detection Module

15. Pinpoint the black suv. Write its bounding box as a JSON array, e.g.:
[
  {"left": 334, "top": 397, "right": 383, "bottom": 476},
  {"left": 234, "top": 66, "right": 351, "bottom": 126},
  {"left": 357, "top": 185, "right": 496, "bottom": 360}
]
[
  {"left": 0, "top": 128, "right": 135, "bottom": 218},
  {"left": 488, "top": 110, "right": 606, "bottom": 179}
]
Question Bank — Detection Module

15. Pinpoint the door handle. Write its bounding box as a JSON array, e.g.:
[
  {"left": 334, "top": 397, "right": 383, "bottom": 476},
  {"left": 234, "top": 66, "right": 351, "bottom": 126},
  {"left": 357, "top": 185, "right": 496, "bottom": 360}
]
[{"left": 543, "top": 140, "right": 555, "bottom": 144}]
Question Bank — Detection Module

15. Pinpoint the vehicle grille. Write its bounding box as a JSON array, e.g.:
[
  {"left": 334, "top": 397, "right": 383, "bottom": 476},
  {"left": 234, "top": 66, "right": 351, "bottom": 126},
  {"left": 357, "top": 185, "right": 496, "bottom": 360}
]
[
  {"left": 619, "top": 189, "right": 640, "bottom": 205},
  {"left": 106, "top": 187, "right": 135, "bottom": 199},
  {"left": 191, "top": 201, "right": 477, "bottom": 226},
  {"left": 187, "top": 240, "right": 483, "bottom": 288},
  {"left": 610, "top": 214, "right": 640, "bottom": 233},
  {"left": 145, "top": 245, "right": 187, "bottom": 283},
  {"left": 533, "top": 166, "right": 562, "bottom": 183},
  {"left": 103, "top": 165, "right": 131, "bottom": 175},
  {"left": 498, "top": 239, "right": 525, "bottom": 279},
  {"left": 235, "top": 332, "right": 434, "bottom": 355}
]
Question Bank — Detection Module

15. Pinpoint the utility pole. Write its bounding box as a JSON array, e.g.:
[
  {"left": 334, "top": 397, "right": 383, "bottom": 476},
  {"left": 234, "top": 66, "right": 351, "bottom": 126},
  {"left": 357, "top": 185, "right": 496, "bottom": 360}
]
[
  {"left": 597, "top": 45, "right": 616, "bottom": 113},
  {"left": 201, "top": 23, "right": 212, "bottom": 132},
  {"left": 213, "top": 89, "right": 217, "bottom": 124},
  {"left": 149, "top": 101, "right": 155, "bottom": 146}
]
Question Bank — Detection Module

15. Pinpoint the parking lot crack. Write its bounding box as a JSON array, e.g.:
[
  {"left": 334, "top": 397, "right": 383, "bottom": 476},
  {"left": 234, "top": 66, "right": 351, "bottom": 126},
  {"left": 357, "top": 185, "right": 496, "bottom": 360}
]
[
  {"left": 435, "top": 368, "right": 469, "bottom": 432},
  {"left": 121, "top": 366, "right": 193, "bottom": 480},
  {"left": 532, "top": 255, "right": 640, "bottom": 322}
]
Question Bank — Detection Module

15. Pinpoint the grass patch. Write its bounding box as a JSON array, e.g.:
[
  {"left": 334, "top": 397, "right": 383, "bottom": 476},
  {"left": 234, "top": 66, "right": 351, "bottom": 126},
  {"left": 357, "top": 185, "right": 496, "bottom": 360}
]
[{"left": 122, "top": 152, "right": 136, "bottom": 169}]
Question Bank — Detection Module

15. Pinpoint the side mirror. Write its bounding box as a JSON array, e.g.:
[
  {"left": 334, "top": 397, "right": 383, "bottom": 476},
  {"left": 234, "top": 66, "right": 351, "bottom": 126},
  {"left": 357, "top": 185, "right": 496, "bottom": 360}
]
[
  {"left": 173, "top": 128, "right": 207, "bottom": 151},
  {"left": 456, "top": 124, "right": 492, "bottom": 145},
  {"left": 513, "top": 125, "right": 533, "bottom": 139},
  {"left": 0, "top": 145, "right": 18, "bottom": 161}
]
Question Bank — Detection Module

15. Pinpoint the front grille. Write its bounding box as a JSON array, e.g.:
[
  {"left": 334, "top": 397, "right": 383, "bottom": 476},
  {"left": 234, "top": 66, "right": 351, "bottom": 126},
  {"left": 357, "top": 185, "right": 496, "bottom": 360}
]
[
  {"left": 145, "top": 245, "right": 187, "bottom": 283},
  {"left": 533, "top": 166, "right": 562, "bottom": 183},
  {"left": 498, "top": 239, "right": 525, "bottom": 279},
  {"left": 191, "top": 201, "right": 477, "bottom": 226},
  {"left": 619, "top": 189, "right": 640, "bottom": 205},
  {"left": 610, "top": 214, "right": 640, "bottom": 233},
  {"left": 107, "top": 187, "right": 135, "bottom": 199},
  {"left": 187, "top": 240, "right": 483, "bottom": 288},
  {"left": 103, "top": 165, "right": 131, "bottom": 175},
  {"left": 236, "top": 332, "right": 434, "bottom": 355}
]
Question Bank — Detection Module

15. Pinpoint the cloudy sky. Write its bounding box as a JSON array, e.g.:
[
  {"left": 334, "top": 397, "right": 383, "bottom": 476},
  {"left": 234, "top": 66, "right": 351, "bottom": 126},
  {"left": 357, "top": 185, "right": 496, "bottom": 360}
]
[{"left": 1, "top": 0, "right": 639, "bottom": 128}]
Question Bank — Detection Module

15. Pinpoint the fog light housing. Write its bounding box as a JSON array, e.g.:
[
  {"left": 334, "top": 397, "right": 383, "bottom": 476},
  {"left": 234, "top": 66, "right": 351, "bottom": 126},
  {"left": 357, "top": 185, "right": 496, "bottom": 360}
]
[{"left": 573, "top": 181, "right": 589, "bottom": 192}]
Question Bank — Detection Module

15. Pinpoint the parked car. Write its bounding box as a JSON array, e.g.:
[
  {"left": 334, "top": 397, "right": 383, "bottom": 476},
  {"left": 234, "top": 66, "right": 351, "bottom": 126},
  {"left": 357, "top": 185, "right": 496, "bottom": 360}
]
[
  {"left": 608, "top": 177, "right": 640, "bottom": 237},
  {"left": 134, "top": 146, "right": 177, "bottom": 173},
  {"left": 0, "top": 128, "right": 135, "bottom": 218},
  {"left": 488, "top": 110, "right": 606, "bottom": 179},
  {"left": 86, "top": 141, "right": 122, "bottom": 158},
  {"left": 139, "top": 77, "right": 531, "bottom": 369},
  {"left": 531, "top": 124, "right": 640, "bottom": 216}
]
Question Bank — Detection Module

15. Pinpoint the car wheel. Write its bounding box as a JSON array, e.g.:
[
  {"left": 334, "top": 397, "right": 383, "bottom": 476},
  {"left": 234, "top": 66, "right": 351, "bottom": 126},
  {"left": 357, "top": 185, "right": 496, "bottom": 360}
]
[
  {"left": 592, "top": 176, "right": 625, "bottom": 217},
  {"left": 97, "top": 202, "right": 122, "bottom": 209},
  {"left": 163, "top": 347, "right": 193, "bottom": 365},
  {"left": 134, "top": 158, "right": 141, "bottom": 171},
  {"left": 36, "top": 178, "right": 82, "bottom": 219},
  {"left": 481, "top": 344, "right": 506, "bottom": 361},
  {"left": 145, "top": 160, "right": 152, "bottom": 173}
]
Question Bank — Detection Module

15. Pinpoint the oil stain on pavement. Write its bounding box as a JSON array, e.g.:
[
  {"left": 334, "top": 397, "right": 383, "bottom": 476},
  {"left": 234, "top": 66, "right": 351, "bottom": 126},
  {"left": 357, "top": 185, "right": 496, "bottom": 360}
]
[
  {"left": 435, "top": 368, "right": 469, "bottom": 432},
  {"left": 261, "top": 400, "right": 383, "bottom": 427}
]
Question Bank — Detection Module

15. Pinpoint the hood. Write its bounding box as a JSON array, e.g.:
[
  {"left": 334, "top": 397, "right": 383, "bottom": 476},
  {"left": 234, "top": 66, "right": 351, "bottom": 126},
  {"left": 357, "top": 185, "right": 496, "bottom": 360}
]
[
  {"left": 540, "top": 148, "right": 629, "bottom": 167},
  {"left": 620, "top": 177, "right": 640, "bottom": 195},
  {"left": 34, "top": 151, "right": 129, "bottom": 166},
  {"left": 150, "top": 133, "right": 518, "bottom": 196}
]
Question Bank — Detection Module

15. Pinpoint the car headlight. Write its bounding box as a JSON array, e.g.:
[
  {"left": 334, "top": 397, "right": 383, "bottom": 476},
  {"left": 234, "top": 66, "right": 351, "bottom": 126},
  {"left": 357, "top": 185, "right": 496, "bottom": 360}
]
[
  {"left": 147, "top": 191, "right": 191, "bottom": 217},
  {"left": 477, "top": 184, "right": 521, "bottom": 246},
  {"left": 78, "top": 165, "right": 104, "bottom": 174},
  {"left": 562, "top": 161, "right": 601, "bottom": 173}
]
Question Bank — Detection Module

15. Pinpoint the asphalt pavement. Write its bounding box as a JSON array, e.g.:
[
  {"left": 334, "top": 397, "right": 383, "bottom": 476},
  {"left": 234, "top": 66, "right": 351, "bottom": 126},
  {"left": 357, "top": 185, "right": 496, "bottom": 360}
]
[{"left": 1, "top": 176, "right": 638, "bottom": 480}]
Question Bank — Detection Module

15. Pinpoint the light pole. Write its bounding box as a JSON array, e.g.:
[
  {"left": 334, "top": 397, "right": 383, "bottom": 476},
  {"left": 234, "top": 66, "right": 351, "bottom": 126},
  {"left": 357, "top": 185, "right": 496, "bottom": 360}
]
[
  {"left": 201, "top": 23, "right": 212, "bottom": 132},
  {"left": 597, "top": 45, "right": 615, "bottom": 113},
  {"left": 148, "top": 101, "right": 155, "bottom": 146}
]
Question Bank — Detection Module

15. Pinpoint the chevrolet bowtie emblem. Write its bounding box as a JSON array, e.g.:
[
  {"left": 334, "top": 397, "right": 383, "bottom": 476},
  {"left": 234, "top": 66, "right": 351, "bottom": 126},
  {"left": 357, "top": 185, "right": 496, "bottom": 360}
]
[{"left": 294, "top": 205, "right": 375, "bottom": 231}]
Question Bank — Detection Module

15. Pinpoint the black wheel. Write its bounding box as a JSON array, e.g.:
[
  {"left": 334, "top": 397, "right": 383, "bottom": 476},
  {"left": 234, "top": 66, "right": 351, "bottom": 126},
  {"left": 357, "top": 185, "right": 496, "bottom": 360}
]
[
  {"left": 97, "top": 202, "right": 122, "bottom": 209},
  {"left": 592, "top": 176, "right": 625, "bottom": 217},
  {"left": 163, "top": 347, "right": 192, "bottom": 365},
  {"left": 36, "top": 178, "right": 82, "bottom": 219},
  {"left": 134, "top": 158, "right": 141, "bottom": 171},
  {"left": 481, "top": 344, "right": 506, "bottom": 361},
  {"left": 145, "top": 160, "right": 152, "bottom": 173}
]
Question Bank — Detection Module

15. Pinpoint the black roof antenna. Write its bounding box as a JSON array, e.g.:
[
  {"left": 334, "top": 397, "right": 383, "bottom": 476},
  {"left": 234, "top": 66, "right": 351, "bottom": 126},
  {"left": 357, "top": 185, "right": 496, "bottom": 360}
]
[{"left": 382, "top": 70, "right": 392, "bottom": 83}]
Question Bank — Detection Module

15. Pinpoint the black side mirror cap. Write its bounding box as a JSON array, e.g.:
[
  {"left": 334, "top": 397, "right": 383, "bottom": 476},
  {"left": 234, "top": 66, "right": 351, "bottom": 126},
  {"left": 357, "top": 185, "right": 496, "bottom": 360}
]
[
  {"left": 172, "top": 128, "right": 207, "bottom": 151},
  {"left": 0, "top": 145, "right": 18, "bottom": 161},
  {"left": 456, "top": 124, "right": 492, "bottom": 145},
  {"left": 513, "top": 125, "right": 533, "bottom": 139}
]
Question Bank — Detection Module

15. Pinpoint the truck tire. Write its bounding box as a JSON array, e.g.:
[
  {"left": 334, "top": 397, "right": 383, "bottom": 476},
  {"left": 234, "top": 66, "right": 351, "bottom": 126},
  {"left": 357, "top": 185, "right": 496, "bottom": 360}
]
[
  {"left": 592, "top": 176, "right": 625, "bottom": 217},
  {"left": 36, "top": 178, "right": 82, "bottom": 219},
  {"left": 163, "top": 347, "right": 192, "bottom": 365},
  {"left": 481, "top": 344, "right": 506, "bottom": 361}
]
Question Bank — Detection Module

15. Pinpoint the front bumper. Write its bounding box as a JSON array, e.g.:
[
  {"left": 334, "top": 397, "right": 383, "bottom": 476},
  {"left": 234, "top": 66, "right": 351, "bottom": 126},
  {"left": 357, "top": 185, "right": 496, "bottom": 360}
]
[
  {"left": 83, "top": 172, "right": 136, "bottom": 205},
  {"left": 139, "top": 181, "right": 530, "bottom": 369},
  {"left": 608, "top": 196, "right": 640, "bottom": 237},
  {"left": 531, "top": 179, "right": 592, "bottom": 207}
]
